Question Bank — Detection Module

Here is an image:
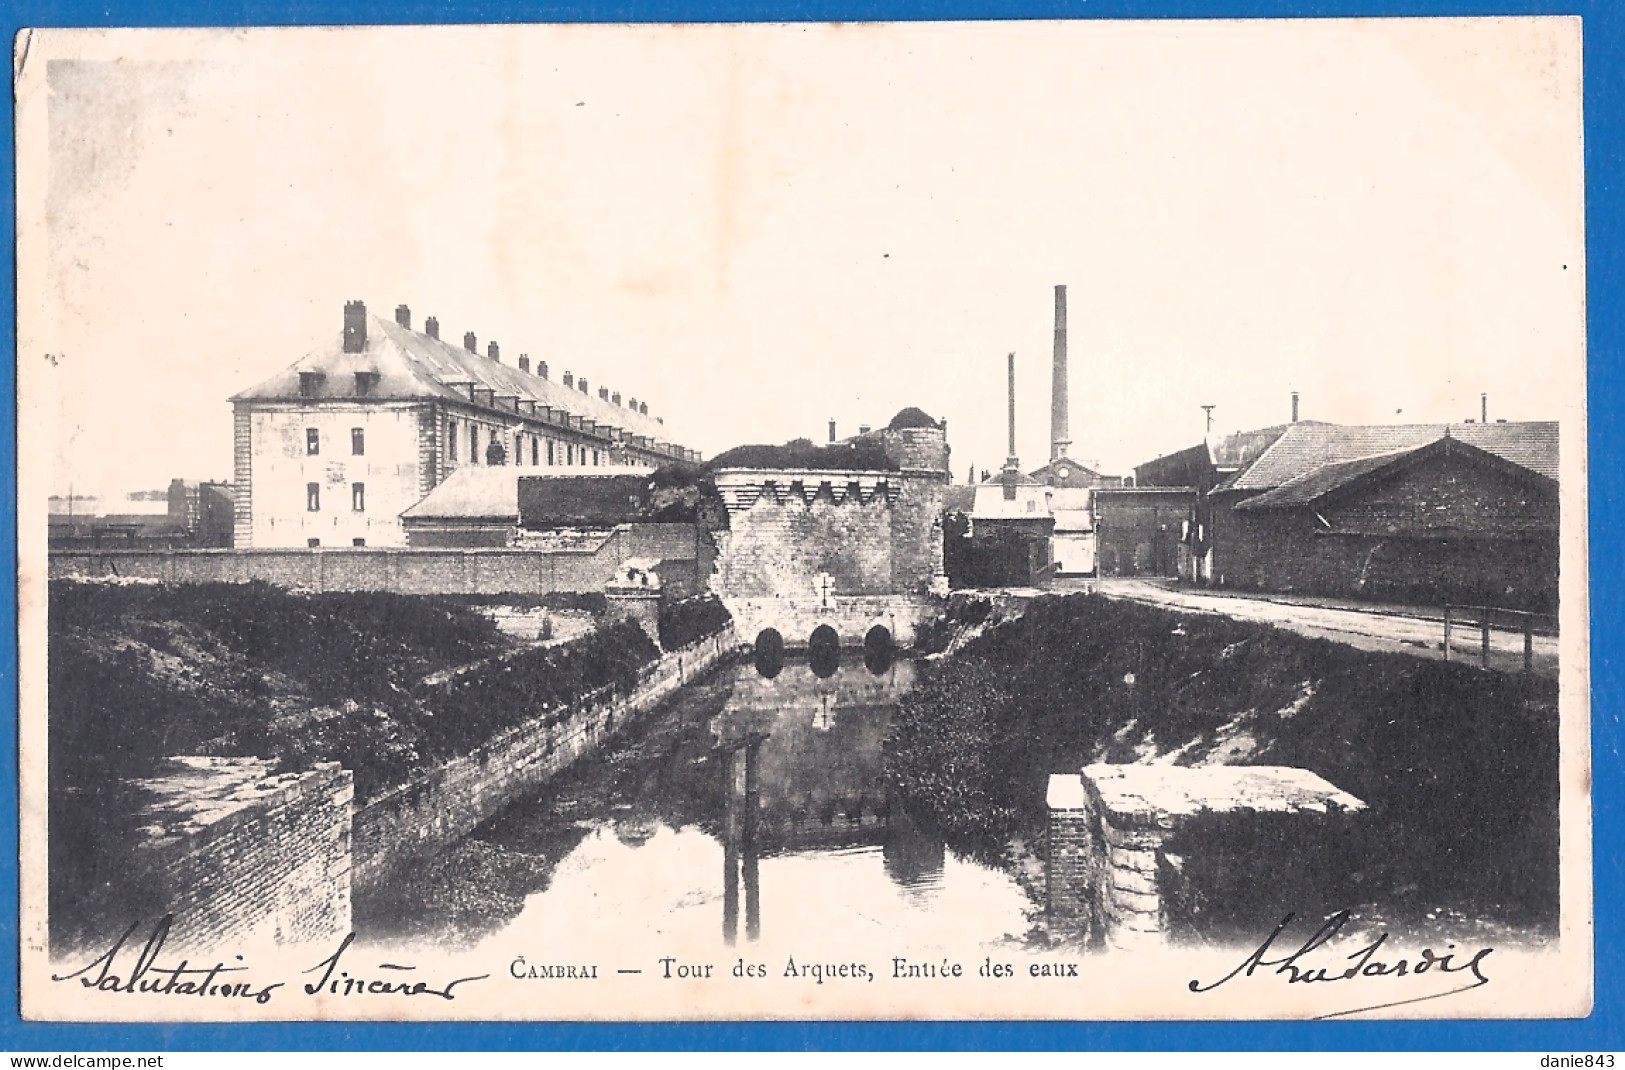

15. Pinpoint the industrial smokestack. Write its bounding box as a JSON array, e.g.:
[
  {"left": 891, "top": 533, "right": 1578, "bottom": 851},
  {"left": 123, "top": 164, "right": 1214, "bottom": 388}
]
[
  {"left": 1291, "top": 391, "right": 1300, "bottom": 424},
  {"left": 1007, "top": 351, "right": 1017, "bottom": 460},
  {"left": 1481, "top": 393, "right": 1488, "bottom": 423},
  {"left": 1003, "top": 351, "right": 1020, "bottom": 501},
  {"left": 829, "top": 418, "right": 837, "bottom": 444},
  {"left": 1051, "top": 285, "right": 1070, "bottom": 460}
]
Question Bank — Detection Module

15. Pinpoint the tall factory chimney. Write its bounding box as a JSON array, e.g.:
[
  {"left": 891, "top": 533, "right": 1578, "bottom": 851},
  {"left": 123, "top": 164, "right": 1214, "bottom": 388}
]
[
  {"left": 1051, "top": 285, "right": 1070, "bottom": 460},
  {"left": 1002, "top": 351, "right": 1021, "bottom": 501},
  {"left": 1291, "top": 391, "right": 1300, "bottom": 424}
]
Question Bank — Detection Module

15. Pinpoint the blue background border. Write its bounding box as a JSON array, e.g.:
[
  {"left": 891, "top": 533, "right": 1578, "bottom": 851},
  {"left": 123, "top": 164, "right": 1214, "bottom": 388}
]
[{"left": 3, "top": 0, "right": 1618, "bottom": 1052}]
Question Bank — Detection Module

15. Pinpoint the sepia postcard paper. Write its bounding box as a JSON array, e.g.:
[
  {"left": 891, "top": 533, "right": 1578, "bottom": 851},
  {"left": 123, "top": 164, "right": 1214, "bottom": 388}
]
[{"left": 14, "top": 16, "right": 1592, "bottom": 1022}]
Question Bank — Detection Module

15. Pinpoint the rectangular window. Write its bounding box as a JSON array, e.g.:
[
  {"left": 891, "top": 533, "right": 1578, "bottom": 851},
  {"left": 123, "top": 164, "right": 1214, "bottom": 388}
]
[
  {"left": 308, "top": 537, "right": 321, "bottom": 548},
  {"left": 306, "top": 428, "right": 320, "bottom": 455},
  {"left": 306, "top": 483, "right": 320, "bottom": 512},
  {"left": 352, "top": 483, "right": 365, "bottom": 512},
  {"left": 299, "top": 372, "right": 322, "bottom": 398},
  {"left": 351, "top": 428, "right": 365, "bottom": 455},
  {"left": 567, "top": 444, "right": 574, "bottom": 466},
  {"left": 470, "top": 425, "right": 480, "bottom": 465},
  {"left": 354, "top": 371, "right": 378, "bottom": 397},
  {"left": 352, "top": 537, "right": 366, "bottom": 547},
  {"left": 547, "top": 440, "right": 555, "bottom": 466},
  {"left": 593, "top": 450, "right": 600, "bottom": 466},
  {"left": 448, "top": 418, "right": 458, "bottom": 461},
  {"left": 532, "top": 437, "right": 539, "bottom": 466},
  {"left": 515, "top": 435, "right": 525, "bottom": 466}
]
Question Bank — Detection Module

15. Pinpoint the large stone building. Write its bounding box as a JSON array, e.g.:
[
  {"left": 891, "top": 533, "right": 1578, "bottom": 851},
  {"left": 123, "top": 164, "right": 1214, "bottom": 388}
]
[{"left": 231, "top": 300, "right": 700, "bottom": 548}]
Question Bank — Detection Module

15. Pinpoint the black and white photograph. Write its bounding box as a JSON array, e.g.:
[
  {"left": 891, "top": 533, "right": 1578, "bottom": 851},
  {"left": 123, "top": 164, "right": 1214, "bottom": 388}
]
[{"left": 15, "top": 17, "right": 1591, "bottom": 1021}]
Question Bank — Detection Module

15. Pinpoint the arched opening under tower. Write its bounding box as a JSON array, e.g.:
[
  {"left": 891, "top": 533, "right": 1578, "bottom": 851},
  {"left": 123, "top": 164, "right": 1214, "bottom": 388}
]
[
  {"left": 863, "top": 625, "right": 894, "bottom": 674},
  {"left": 753, "top": 628, "right": 785, "bottom": 679},
  {"left": 808, "top": 624, "right": 841, "bottom": 678}
]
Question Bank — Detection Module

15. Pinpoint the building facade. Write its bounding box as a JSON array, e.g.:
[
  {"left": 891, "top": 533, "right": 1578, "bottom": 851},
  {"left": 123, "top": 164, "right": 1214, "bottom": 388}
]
[{"left": 231, "top": 300, "right": 700, "bottom": 548}]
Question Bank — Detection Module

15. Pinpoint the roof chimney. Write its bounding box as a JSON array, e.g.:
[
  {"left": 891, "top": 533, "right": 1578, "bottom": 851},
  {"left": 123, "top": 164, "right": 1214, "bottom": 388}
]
[
  {"left": 394, "top": 304, "right": 411, "bottom": 329},
  {"left": 425, "top": 316, "right": 439, "bottom": 340},
  {"left": 463, "top": 331, "right": 477, "bottom": 353},
  {"left": 487, "top": 341, "right": 500, "bottom": 363},
  {"left": 1051, "top": 284, "right": 1070, "bottom": 460},
  {"left": 579, "top": 377, "right": 589, "bottom": 394},
  {"left": 639, "top": 402, "right": 648, "bottom": 415},
  {"left": 599, "top": 386, "right": 610, "bottom": 400},
  {"left": 628, "top": 396, "right": 637, "bottom": 411},
  {"left": 612, "top": 391, "right": 622, "bottom": 406},
  {"left": 518, "top": 355, "right": 530, "bottom": 373},
  {"left": 563, "top": 371, "right": 574, "bottom": 388},
  {"left": 1291, "top": 391, "right": 1300, "bottom": 423},
  {"left": 829, "top": 418, "right": 837, "bottom": 443},
  {"left": 859, "top": 424, "right": 871, "bottom": 435},
  {"left": 538, "top": 361, "right": 549, "bottom": 380},
  {"left": 343, "top": 300, "right": 366, "bottom": 353}
]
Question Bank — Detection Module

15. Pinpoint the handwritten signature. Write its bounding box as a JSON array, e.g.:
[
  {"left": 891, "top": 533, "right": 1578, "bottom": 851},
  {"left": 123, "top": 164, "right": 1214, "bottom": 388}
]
[
  {"left": 51, "top": 917, "right": 488, "bottom": 1005},
  {"left": 1188, "top": 910, "right": 1494, "bottom": 1019}
]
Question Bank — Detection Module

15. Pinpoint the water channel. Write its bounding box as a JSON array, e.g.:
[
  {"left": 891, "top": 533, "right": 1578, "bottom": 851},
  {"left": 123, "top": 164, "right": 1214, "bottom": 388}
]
[{"left": 365, "top": 650, "right": 1041, "bottom": 959}]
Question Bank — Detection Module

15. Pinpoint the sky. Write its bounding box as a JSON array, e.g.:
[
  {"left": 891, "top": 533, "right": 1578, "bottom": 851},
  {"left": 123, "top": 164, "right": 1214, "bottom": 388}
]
[{"left": 19, "top": 17, "right": 1585, "bottom": 496}]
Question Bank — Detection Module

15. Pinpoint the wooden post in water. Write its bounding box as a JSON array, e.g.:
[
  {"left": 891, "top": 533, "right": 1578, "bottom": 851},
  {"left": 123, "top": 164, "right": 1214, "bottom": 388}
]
[
  {"left": 1443, "top": 605, "right": 1452, "bottom": 662},
  {"left": 1481, "top": 616, "right": 1492, "bottom": 670},
  {"left": 1524, "top": 615, "right": 1535, "bottom": 675}
]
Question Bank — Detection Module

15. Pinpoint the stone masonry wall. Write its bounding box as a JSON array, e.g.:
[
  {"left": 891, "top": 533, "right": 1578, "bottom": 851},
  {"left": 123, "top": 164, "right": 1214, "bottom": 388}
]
[
  {"left": 1047, "top": 764, "right": 1364, "bottom": 950},
  {"left": 130, "top": 759, "right": 353, "bottom": 953},
  {"left": 48, "top": 545, "right": 628, "bottom": 595},
  {"left": 715, "top": 495, "right": 895, "bottom": 599},
  {"left": 351, "top": 625, "right": 736, "bottom": 890}
]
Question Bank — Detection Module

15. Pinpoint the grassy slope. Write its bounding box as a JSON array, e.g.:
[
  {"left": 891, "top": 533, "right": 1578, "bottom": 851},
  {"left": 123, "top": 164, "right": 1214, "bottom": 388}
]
[{"left": 886, "top": 593, "right": 1560, "bottom": 933}]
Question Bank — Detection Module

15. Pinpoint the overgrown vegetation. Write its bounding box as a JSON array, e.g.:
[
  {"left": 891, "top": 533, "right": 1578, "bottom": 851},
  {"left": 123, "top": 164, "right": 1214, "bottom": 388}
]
[
  {"left": 47, "top": 580, "right": 682, "bottom": 948},
  {"left": 656, "top": 594, "right": 733, "bottom": 651},
  {"left": 707, "top": 437, "right": 899, "bottom": 472},
  {"left": 885, "top": 593, "right": 1559, "bottom": 932}
]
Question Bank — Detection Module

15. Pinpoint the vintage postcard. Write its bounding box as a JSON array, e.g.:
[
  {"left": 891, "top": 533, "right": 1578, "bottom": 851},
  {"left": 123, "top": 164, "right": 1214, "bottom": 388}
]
[{"left": 15, "top": 17, "right": 1591, "bottom": 1022}]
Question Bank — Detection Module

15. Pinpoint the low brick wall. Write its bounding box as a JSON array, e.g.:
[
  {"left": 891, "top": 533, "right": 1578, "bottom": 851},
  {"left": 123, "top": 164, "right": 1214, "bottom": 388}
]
[
  {"left": 351, "top": 625, "right": 737, "bottom": 891},
  {"left": 1046, "top": 764, "right": 1364, "bottom": 950},
  {"left": 129, "top": 757, "right": 354, "bottom": 952}
]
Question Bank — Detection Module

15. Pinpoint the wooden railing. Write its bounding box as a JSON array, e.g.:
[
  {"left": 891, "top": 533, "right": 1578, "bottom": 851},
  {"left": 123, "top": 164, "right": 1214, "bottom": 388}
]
[{"left": 1442, "top": 604, "right": 1554, "bottom": 674}]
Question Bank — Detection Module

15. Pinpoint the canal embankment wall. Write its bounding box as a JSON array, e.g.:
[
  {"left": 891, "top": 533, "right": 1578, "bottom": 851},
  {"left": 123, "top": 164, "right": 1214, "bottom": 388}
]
[
  {"left": 350, "top": 624, "right": 738, "bottom": 891},
  {"left": 127, "top": 759, "right": 355, "bottom": 952},
  {"left": 116, "top": 627, "right": 737, "bottom": 949}
]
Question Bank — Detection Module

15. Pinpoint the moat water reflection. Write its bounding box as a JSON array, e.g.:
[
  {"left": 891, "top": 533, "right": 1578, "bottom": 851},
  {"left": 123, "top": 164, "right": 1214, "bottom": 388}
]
[{"left": 468, "top": 654, "right": 1036, "bottom": 958}]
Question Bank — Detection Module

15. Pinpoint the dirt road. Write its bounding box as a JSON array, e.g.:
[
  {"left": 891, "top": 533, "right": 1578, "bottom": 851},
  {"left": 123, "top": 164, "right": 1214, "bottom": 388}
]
[{"left": 1074, "top": 578, "right": 1559, "bottom": 678}]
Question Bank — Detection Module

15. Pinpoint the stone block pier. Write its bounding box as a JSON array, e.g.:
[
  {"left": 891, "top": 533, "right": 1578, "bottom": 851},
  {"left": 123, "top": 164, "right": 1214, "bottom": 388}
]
[{"left": 1047, "top": 763, "right": 1365, "bottom": 950}]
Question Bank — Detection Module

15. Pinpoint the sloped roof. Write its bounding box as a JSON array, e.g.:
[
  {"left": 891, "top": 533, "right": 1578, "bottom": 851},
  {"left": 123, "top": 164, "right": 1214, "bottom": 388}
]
[
  {"left": 233, "top": 312, "right": 676, "bottom": 444},
  {"left": 1234, "top": 435, "right": 1558, "bottom": 512},
  {"left": 1226, "top": 421, "right": 1559, "bottom": 492},
  {"left": 1211, "top": 424, "right": 1294, "bottom": 470},
  {"left": 971, "top": 483, "right": 1057, "bottom": 521},
  {"left": 400, "top": 467, "right": 520, "bottom": 520}
]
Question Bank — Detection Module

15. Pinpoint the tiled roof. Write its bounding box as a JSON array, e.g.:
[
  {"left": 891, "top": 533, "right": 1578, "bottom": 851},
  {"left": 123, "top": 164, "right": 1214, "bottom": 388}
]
[
  {"left": 232, "top": 313, "right": 678, "bottom": 446},
  {"left": 1211, "top": 424, "right": 1294, "bottom": 469},
  {"left": 1225, "top": 421, "right": 1558, "bottom": 492},
  {"left": 1234, "top": 435, "right": 1558, "bottom": 512}
]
